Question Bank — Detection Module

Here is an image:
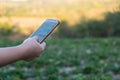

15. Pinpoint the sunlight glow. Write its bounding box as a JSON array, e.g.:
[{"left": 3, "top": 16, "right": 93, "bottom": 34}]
[{"left": 0, "top": 0, "right": 29, "bottom": 2}]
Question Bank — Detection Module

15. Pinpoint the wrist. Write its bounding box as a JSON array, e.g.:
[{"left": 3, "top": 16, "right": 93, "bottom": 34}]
[{"left": 17, "top": 44, "right": 28, "bottom": 61}]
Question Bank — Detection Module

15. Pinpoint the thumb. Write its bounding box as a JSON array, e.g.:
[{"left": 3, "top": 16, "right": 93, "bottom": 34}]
[{"left": 33, "top": 36, "right": 39, "bottom": 41}]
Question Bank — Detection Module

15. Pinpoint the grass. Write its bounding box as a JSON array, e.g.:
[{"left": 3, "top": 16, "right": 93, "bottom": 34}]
[{"left": 0, "top": 38, "right": 120, "bottom": 80}]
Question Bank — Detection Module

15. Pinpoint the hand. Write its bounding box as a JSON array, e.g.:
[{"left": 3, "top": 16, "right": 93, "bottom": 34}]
[{"left": 20, "top": 36, "right": 46, "bottom": 61}]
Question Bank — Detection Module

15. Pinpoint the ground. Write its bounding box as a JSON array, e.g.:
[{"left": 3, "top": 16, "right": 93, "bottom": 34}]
[{"left": 0, "top": 38, "right": 120, "bottom": 80}]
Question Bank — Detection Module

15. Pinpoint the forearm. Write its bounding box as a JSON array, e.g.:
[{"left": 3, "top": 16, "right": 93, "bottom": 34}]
[
  {"left": 0, "top": 46, "right": 25, "bottom": 67},
  {"left": 0, "top": 37, "right": 46, "bottom": 67}
]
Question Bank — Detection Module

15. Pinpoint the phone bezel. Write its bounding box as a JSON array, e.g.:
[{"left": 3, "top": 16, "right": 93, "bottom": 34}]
[{"left": 40, "top": 19, "right": 60, "bottom": 43}]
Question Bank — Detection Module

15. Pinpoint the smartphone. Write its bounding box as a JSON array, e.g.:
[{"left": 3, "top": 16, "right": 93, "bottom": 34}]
[{"left": 29, "top": 19, "right": 60, "bottom": 43}]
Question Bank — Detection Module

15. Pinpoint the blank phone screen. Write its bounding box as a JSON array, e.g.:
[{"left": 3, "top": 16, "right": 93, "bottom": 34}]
[{"left": 30, "top": 19, "right": 59, "bottom": 42}]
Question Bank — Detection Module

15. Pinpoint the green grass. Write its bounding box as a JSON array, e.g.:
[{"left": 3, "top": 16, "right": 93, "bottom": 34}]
[{"left": 0, "top": 38, "right": 120, "bottom": 80}]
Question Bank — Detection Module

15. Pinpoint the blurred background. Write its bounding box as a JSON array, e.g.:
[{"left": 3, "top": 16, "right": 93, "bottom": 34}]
[{"left": 0, "top": 0, "right": 120, "bottom": 80}]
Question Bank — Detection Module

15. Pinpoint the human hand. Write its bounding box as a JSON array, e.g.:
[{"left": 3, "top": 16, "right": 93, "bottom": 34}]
[{"left": 20, "top": 36, "right": 46, "bottom": 61}]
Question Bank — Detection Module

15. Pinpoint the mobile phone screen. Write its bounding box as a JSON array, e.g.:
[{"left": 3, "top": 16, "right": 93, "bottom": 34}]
[{"left": 30, "top": 19, "right": 60, "bottom": 43}]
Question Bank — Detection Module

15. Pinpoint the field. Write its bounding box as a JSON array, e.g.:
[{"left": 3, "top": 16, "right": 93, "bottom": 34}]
[
  {"left": 0, "top": 0, "right": 120, "bottom": 80},
  {"left": 0, "top": 0, "right": 120, "bottom": 25},
  {"left": 0, "top": 38, "right": 120, "bottom": 80},
  {"left": 0, "top": 0, "right": 120, "bottom": 38}
]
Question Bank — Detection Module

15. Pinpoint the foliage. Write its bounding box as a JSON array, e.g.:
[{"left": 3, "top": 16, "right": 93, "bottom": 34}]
[
  {"left": 0, "top": 22, "right": 12, "bottom": 36},
  {"left": 0, "top": 38, "right": 120, "bottom": 80},
  {"left": 0, "top": 22, "right": 23, "bottom": 38},
  {"left": 0, "top": 0, "right": 120, "bottom": 38},
  {"left": 56, "top": 10, "right": 120, "bottom": 38}
]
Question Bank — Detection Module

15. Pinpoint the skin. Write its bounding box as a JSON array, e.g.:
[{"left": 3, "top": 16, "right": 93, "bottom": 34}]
[{"left": 0, "top": 36, "right": 46, "bottom": 67}]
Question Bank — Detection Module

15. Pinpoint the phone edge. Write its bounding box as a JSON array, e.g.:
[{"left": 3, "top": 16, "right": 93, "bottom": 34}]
[{"left": 40, "top": 19, "right": 60, "bottom": 43}]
